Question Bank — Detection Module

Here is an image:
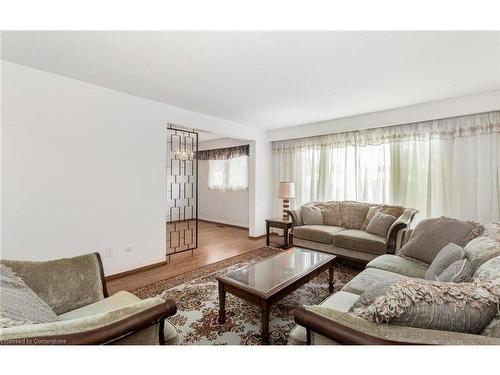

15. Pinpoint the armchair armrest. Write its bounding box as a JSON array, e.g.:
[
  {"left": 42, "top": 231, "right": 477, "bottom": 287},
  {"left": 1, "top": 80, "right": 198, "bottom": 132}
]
[
  {"left": 286, "top": 208, "right": 303, "bottom": 227},
  {"left": 386, "top": 208, "right": 418, "bottom": 254},
  {"left": 1, "top": 253, "right": 107, "bottom": 315},
  {"left": 0, "top": 298, "right": 177, "bottom": 345},
  {"left": 294, "top": 306, "right": 500, "bottom": 345}
]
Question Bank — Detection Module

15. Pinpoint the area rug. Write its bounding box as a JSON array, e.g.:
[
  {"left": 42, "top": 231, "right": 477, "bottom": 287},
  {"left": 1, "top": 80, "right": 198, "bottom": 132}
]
[{"left": 132, "top": 247, "right": 359, "bottom": 345}]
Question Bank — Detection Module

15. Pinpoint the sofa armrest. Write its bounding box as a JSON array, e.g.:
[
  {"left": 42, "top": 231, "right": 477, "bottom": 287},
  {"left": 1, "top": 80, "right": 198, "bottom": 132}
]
[
  {"left": 386, "top": 208, "right": 418, "bottom": 254},
  {"left": 0, "top": 298, "right": 177, "bottom": 345},
  {"left": 286, "top": 208, "right": 303, "bottom": 227},
  {"left": 1, "top": 253, "right": 107, "bottom": 315},
  {"left": 294, "top": 306, "right": 500, "bottom": 345}
]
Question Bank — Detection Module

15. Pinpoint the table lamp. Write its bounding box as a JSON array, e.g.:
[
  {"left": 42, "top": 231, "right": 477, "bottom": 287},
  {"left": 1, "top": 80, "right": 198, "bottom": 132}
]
[{"left": 278, "top": 182, "right": 295, "bottom": 221}]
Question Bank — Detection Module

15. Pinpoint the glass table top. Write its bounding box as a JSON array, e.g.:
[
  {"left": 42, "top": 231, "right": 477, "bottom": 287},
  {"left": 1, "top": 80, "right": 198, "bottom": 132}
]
[{"left": 220, "top": 248, "right": 334, "bottom": 293}]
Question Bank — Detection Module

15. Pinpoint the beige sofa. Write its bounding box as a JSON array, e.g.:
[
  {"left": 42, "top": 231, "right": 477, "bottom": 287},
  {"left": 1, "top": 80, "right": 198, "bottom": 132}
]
[
  {"left": 0, "top": 253, "right": 178, "bottom": 345},
  {"left": 288, "top": 201, "right": 418, "bottom": 263},
  {"left": 288, "top": 227, "right": 500, "bottom": 345}
]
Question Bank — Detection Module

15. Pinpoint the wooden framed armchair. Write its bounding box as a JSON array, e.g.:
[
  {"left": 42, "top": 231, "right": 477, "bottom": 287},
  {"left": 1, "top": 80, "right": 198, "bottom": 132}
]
[{"left": 0, "top": 253, "right": 178, "bottom": 345}]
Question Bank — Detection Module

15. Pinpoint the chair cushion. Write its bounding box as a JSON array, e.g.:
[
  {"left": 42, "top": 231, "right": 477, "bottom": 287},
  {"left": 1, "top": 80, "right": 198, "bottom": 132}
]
[
  {"left": 425, "top": 243, "right": 465, "bottom": 281},
  {"left": 366, "top": 254, "right": 429, "bottom": 278},
  {"left": 288, "top": 291, "right": 359, "bottom": 345},
  {"left": 333, "top": 229, "right": 387, "bottom": 255},
  {"left": 293, "top": 225, "right": 345, "bottom": 244},
  {"left": 164, "top": 320, "right": 179, "bottom": 345},
  {"left": 340, "top": 201, "right": 370, "bottom": 229},
  {"left": 399, "top": 217, "right": 484, "bottom": 264},
  {"left": 342, "top": 267, "right": 409, "bottom": 295},
  {"left": 58, "top": 291, "right": 140, "bottom": 320},
  {"left": 366, "top": 212, "right": 397, "bottom": 237},
  {"left": 0, "top": 264, "right": 58, "bottom": 328},
  {"left": 362, "top": 205, "right": 405, "bottom": 230}
]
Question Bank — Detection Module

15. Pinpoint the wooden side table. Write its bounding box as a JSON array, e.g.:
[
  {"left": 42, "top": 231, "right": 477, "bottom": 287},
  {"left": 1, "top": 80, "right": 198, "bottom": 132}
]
[{"left": 265, "top": 218, "right": 293, "bottom": 249}]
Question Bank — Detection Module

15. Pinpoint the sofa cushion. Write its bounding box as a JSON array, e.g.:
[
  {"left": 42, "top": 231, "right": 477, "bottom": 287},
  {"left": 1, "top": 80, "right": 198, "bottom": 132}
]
[
  {"left": 300, "top": 206, "right": 323, "bottom": 225},
  {"left": 465, "top": 236, "right": 500, "bottom": 272},
  {"left": 0, "top": 264, "right": 58, "bottom": 328},
  {"left": 58, "top": 291, "right": 140, "bottom": 320},
  {"left": 340, "top": 201, "right": 370, "bottom": 230},
  {"left": 482, "top": 315, "right": 500, "bottom": 338},
  {"left": 292, "top": 225, "right": 345, "bottom": 244},
  {"left": 333, "top": 229, "right": 387, "bottom": 255},
  {"left": 366, "top": 212, "right": 397, "bottom": 238},
  {"left": 474, "top": 255, "right": 500, "bottom": 282},
  {"left": 351, "top": 279, "right": 500, "bottom": 334},
  {"left": 288, "top": 291, "right": 359, "bottom": 345},
  {"left": 437, "top": 259, "right": 474, "bottom": 283},
  {"left": 399, "top": 217, "right": 484, "bottom": 264},
  {"left": 342, "top": 267, "right": 409, "bottom": 295},
  {"left": 321, "top": 201, "right": 342, "bottom": 226},
  {"left": 362, "top": 205, "right": 405, "bottom": 230},
  {"left": 425, "top": 243, "right": 465, "bottom": 281},
  {"left": 366, "top": 254, "right": 429, "bottom": 278}
]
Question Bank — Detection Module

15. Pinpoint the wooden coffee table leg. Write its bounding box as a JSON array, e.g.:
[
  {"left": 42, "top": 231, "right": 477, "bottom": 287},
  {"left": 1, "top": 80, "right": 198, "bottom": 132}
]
[
  {"left": 218, "top": 281, "right": 226, "bottom": 324},
  {"left": 260, "top": 301, "right": 270, "bottom": 344},
  {"left": 328, "top": 262, "right": 334, "bottom": 293}
]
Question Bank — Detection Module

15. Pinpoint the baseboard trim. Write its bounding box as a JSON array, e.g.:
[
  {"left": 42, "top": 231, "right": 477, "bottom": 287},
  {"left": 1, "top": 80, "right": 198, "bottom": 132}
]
[
  {"left": 248, "top": 234, "right": 266, "bottom": 240},
  {"left": 106, "top": 260, "right": 168, "bottom": 281},
  {"left": 198, "top": 219, "right": 249, "bottom": 230}
]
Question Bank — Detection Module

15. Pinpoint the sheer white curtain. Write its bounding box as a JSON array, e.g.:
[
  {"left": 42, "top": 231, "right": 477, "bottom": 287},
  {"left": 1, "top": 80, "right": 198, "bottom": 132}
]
[
  {"left": 272, "top": 111, "right": 500, "bottom": 224},
  {"left": 208, "top": 156, "right": 248, "bottom": 190}
]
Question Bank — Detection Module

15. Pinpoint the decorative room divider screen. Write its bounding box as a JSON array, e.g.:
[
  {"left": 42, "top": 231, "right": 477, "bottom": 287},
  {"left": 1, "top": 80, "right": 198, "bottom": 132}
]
[{"left": 166, "top": 125, "right": 198, "bottom": 259}]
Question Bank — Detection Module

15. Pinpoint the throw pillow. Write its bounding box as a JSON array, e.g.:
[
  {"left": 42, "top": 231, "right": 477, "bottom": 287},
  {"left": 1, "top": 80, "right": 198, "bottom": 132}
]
[
  {"left": 437, "top": 259, "right": 474, "bottom": 283},
  {"left": 340, "top": 201, "right": 370, "bottom": 230},
  {"left": 365, "top": 212, "right": 397, "bottom": 238},
  {"left": 350, "top": 278, "right": 500, "bottom": 334},
  {"left": 362, "top": 205, "right": 405, "bottom": 230},
  {"left": 473, "top": 255, "right": 500, "bottom": 282},
  {"left": 0, "top": 264, "right": 58, "bottom": 328},
  {"left": 321, "top": 201, "right": 342, "bottom": 226},
  {"left": 425, "top": 243, "right": 465, "bottom": 281},
  {"left": 464, "top": 236, "right": 500, "bottom": 272},
  {"left": 300, "top": 205, "right": 323, "bottom": 225},
  {"left": 399, "top": 216, "right": 484, "bottom": 264}
]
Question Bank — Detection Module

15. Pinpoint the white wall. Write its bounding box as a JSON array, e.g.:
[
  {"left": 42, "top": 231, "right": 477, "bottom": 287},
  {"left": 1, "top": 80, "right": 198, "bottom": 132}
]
[
  {"left": 198, "top": 138, "right": 250, "bottom": 227},
  {"left": 1, "top": 61, "right": 271, "bottom": 275},
  {"left": 268, "top": 90, "right": 500, "bottom": 141}
]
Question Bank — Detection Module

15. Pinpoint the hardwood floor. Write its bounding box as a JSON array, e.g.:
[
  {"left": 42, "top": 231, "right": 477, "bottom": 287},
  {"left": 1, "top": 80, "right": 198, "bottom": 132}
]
[{"left": 106, "top": 221, "right": 269, "bottom": 295}]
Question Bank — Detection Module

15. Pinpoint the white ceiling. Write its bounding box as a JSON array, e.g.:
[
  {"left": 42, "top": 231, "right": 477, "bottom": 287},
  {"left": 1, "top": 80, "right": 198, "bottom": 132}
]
[{"left": 2, "top": 31, "right": 499, "bottom": 129}]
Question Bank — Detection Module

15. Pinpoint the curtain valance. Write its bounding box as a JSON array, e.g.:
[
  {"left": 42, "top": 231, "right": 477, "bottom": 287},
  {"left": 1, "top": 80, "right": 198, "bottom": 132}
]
[
  {"left": 272, "top": 111, "right": 500, "bottom": 153},
  {"left": 197, "top": 145, "right": 249, "bottom": 160}
]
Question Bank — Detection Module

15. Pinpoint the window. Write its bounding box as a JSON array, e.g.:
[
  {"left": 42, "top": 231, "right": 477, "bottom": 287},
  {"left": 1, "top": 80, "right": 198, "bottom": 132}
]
[{"left": 208, "top": 156, "right": 248, "bottom": 190}]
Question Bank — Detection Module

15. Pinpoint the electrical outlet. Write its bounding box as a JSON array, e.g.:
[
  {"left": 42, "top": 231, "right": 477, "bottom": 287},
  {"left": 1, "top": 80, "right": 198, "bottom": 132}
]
[
  {"left": 104, "top": 247, "right": 113, "bottom": 257},
  {"left": 125, "top": 246, "right": 133, "bottom": 253}
]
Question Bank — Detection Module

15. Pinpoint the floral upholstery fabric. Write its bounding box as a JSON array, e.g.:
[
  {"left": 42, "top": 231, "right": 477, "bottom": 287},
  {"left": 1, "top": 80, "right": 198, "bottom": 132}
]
[
  {"left": 465, "top": 236, "right": 500, "bottom": 271},
  {"left": 340, "top": 201, "right": 370, "bottom": 230},
  {"left": 474, "top": 255, "right": 500, "bottom": 281}
]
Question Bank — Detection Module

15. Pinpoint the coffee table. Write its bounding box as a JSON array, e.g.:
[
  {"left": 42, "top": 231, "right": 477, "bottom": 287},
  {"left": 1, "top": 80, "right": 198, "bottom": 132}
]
[{"left": 216, "top": 247, "right": 336, "bottom": 344}]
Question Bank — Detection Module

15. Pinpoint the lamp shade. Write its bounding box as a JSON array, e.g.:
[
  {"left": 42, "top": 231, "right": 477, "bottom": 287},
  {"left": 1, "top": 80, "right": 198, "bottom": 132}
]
[{"left": 278, "top": 182, "right": 295, "bottom": 199}]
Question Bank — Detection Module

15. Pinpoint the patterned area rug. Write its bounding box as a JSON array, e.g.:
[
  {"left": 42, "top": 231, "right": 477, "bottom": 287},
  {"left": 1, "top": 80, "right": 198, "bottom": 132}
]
[{"left": 132, "top": 247, "right": 359, "bottom": 345}]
